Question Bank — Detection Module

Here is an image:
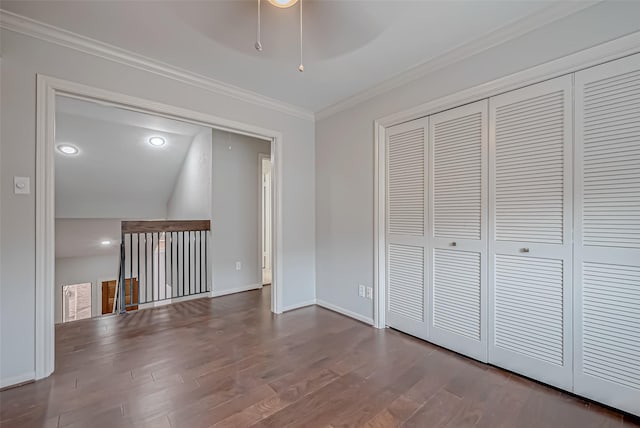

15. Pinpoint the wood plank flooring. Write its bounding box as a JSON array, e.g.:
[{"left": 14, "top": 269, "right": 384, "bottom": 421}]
[{"left": 1, "top": 287, "right": 638, "bottom": 428}]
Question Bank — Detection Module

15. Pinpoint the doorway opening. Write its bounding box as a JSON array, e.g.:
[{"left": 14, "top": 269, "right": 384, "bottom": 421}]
[
  {"left": 61, "top": 283, "right": 92, "bottom": 323},
  {"left": 101, "top": 279, "right": 138, "bottom": 314},
  {"left": 54, "top": 96, "right": 274, "bottom": 317},
  {"left": 36, "top": 75, "right": 284, "bottom": 380},
  {"left": 54, "top": 95, "right": 213, "bottom": 321}
]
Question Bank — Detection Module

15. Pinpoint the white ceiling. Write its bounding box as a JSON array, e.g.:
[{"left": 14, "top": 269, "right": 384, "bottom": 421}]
[
  {"left": 55, "top": 96, "right": 209, "bottom": 219},
  {"left": 1, "top": 1, "right": 577, "bottom": 112},
  {"left": 55, "top": 218, "right": 121, "bottom": 258}
]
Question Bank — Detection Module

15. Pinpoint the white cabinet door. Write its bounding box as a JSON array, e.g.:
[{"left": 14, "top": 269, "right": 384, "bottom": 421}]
[
  {"left": 428, "top": 100, "right": 488, "bottom": 362},
  {"left": 574, "top": 53, "right": 640, "bottom": 417},
  {"left": 488, "top": 75, "right": 573, "bottom": 390},
  {"left": 386, "top": 118, "right": 429, "bottom": 340}
]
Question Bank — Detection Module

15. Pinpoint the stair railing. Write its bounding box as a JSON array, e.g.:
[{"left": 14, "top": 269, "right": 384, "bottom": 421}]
[{"left": 118, "top": 220, "right": 211, "bottom": 314}]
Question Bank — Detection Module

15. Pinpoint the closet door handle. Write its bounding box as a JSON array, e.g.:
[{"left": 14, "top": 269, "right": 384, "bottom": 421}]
[
  {"left": 521, "top": 248, "right": 530, "bottom": 253},
  {"left": 451, "top": 242, "right": 457, "bottom": 247}
]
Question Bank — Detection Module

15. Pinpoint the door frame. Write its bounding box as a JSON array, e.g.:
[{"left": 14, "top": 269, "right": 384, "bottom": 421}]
[
  {"left": 373, "top": 33, "right": 640, "bottom": 329},
  {"left": 258, "top": 153, "right": 272, "bottom": 286},
  {"left": 98, "top": 277, "right": 118, "bottom": 316},
  {"left": 35, "top": 75, "right": 285, "bottom": 380},
  {"left": 61, "top": 282, "right": 93, "bottom": 324}
]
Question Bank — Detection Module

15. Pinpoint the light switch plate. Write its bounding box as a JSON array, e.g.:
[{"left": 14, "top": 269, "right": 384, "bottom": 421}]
[
  {"left": 14, "top": 176, "right": 30, "bottom": 195},
  {"left": 366, "top": 286, "right": 373, "bottom": 300}
]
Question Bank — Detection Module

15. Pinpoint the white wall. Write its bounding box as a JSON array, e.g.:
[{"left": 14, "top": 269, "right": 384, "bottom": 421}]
[
  {"left": 166, "top": 129, "right": 213, "bottom": 220},
  {"left": 54, "top": 254, "right": 119, "bottom": 324},
  {"left": 0, "top": 28, "right": 315, "bottom": 385},
  {"left": 315, "top": 2, "right": 640, "bottom": 321},
  {"left": 211, "top": 130, "right": 270, "bottom": 295},
  {"left": 167, "top": 128, "right": 271, "bottom": 296}
]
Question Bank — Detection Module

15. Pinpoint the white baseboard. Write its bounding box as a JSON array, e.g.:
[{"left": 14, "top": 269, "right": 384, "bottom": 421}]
[
  {"left": 282, "top": 299, "right": 316, "bottom": 312},
  {"left": 211, "top": 283, "right": 261, "bottom": 298},
  {"left": 315, "top": 299, "right": 374, "bottom": 326},
  {"left": 138, "top": 292, "right": 208, "bottom": 309},
  {"left": 1, "top": 372, "right": 35, "bottom": 389}
]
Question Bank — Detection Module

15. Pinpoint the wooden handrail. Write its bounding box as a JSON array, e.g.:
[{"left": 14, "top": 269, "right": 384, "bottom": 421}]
[{"left": 121, "top": 220, "right": 210, "bottom": 234}]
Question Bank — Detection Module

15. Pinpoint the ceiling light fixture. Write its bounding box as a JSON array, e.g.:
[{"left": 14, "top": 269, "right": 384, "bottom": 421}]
[
  {"left": 267, "top": 0, "right": 298, "bottom": 8},
  {"left": 256, "top": 0, "right": 304, "bottom": 72},
  {"left": 148, "top": 136, "right": 166, "bottom": 147},
  {"left": 57, "top": 144, "right": 79, "bottom": 155},
  {"left": 100, "top": 240, "right": 111, "bottom": 246}
]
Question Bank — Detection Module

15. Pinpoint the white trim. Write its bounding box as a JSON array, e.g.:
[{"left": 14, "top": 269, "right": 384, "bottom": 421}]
[
  {"left": 316, "top": 299, "right": 374, "bottom": 326},
  {"left": 210, "top": 283, "right": 262, "bottom": 298},
  {"left": 36, "top": 75, "right": 286, "bottom": 381},
  {"left": 272, "top": 138, "right": 284, "bottom": 315},
  {"left": 373, "top": 123, "right": 386, "bottom": 330},
  {"left": 35, "top": 75, "right": 55, "bottom": 380},
  {"left": 316, "top": 1, "right": 597, "bottom": 120},
  {"left": 0, "top": 10, "right": 314, "bottom": 121},
  {"left": 282, "top": 299, "right": 316, "bottom": 313},
  {"left": 258, "top": 152, "right": 272, "bottom": 287},
  {"left": 0, "top": 372, "right": 35, "bottom": 390},
  {"left": 0, "top": 58, "right": 2, "bottom": 355},
  {"left": 375, "top": 31, "right": 640, "bottom": 128},
  {"left": 373, "top": 32, "right": 640, "bottom": 329}
]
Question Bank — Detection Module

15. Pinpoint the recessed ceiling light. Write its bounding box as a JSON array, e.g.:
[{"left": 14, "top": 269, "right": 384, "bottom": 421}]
[
  {"left": 148, "top": 136, "right": 166, "bottom": 147},
  {"left": 57, "top": 144, "right": 79, "bottom": 155},
  {"left": 100, "top": 240, "right": 111, "bottom": 246}
]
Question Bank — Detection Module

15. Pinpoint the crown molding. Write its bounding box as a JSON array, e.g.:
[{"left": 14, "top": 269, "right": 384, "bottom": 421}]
[
  {"left": 375, "top": 30, "right": 640, "bottom": 128},
  {"left": 315, "top": 1, "right": 599, "bottom": 121},
  {"left": 0, "top": 10, "right": 315, "bottom": 121}
]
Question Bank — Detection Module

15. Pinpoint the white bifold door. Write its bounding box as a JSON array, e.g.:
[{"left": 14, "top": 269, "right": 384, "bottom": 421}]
[
  {"left": 428, "top": 101, "right": 488, "bottom": 362},
  {"left": 385, "top": 103, "right": 488, "bottom": 357},
  {"left": 386, "top": 118, "right": 429, "bottom": 340},
  {"left": 573, "top": 54, "right": 640, "bottom": 416},
  {"left": 383, "top": 53, "right": 640, "bottom": 417},
  {"left": 488, "top": 76, "right": 574, "bottom": 390}
]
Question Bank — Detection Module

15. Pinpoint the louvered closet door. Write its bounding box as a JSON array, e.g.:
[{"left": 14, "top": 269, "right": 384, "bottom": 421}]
[
  {"left": 488, "top": 76, "right": 573, "bottom": 390},
  {"left": 574, "top": 53, "right": 640, "bottom": 417},
  {"left": 428, "top": 100, "right": 488, "bottom": 362},
  {"left": 386, "top": 118, "right": 429, "bottom": 340}
]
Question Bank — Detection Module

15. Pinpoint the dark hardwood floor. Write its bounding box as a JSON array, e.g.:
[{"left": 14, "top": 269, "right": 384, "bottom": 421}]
[{"left": 1, "top": 287, "right": 638, "bottom": 428}]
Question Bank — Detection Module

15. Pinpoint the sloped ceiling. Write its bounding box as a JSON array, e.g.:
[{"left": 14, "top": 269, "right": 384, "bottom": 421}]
[
  {"left": 1, "top": 0, "right": 575, "bottom": 111},
  {"left": 55, "top": 96, "right": 209, "bottom": 219}
]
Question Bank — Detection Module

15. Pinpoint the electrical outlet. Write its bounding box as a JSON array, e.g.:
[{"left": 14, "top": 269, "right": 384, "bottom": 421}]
[
  {"left": 358, "top": 284, "right": 365, "bottom": 297},
  {"left": 235, "top": 261, "right": 242, "bottom": 271},
  {"left": 366, "top": 286, "right": 373, "bottom": 300}
]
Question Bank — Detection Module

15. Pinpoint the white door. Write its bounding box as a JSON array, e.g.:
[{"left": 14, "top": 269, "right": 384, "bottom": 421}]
[
  {"left": 428, "top": 100, "right": 488, "bottom": 362},
  {"left": 574, "top": 53, "right": 640, "bottom": 416},
  {"left": 386, "top": 118, "right": 429, "bottom": 340},
  {"left": 488, "top": 75, "right": 573, "bottom": 390}
]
